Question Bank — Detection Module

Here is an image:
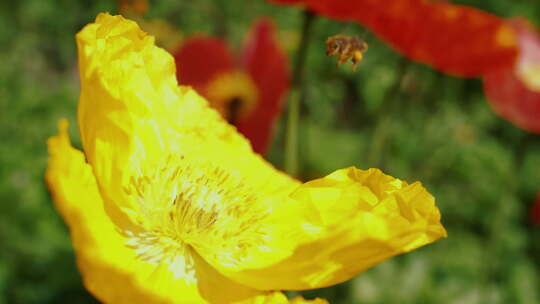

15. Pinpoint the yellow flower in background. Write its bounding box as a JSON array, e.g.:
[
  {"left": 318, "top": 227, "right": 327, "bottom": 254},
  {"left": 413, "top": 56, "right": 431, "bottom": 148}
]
[{"left": 46, "top": 13, "right": 446, "bottom": 304}]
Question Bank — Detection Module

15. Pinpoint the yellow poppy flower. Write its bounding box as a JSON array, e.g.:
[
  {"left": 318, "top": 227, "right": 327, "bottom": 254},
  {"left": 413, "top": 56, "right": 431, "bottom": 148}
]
[{"left": 46, "top": 13, "right": 446, "bottom": 304}]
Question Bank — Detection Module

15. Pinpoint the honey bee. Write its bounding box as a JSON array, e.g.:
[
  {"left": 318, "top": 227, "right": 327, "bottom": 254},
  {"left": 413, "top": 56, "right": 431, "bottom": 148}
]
[{"left": 326, "top": 35, "right": 368, "bottom": 71}]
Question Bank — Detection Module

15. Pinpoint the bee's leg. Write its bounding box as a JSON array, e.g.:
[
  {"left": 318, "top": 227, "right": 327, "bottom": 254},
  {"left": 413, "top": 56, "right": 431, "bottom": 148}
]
[
  {"left": 326, "top": 45, "right": 339, "bottom": 56},
  {"left": 337, "top": 44, "right": 351, "bottom": 66}
]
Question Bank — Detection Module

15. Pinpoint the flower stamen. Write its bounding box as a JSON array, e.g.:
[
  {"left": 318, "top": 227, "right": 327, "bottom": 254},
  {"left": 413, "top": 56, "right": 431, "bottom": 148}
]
[{"left": 121, "top": 155, "right": 268, "bottom": 275}]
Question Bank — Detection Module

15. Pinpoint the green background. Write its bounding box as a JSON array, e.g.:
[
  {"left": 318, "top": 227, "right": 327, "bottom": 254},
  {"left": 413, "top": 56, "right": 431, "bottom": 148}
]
[{"left": 1, "top": 0, "right": 540, "bottom": 303}]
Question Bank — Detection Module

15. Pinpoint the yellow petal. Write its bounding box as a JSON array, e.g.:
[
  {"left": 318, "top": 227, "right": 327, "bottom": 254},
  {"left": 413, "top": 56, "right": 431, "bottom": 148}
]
[
  {"left": 76, "top": 13, "right": 173, "bottom": 217},
  {"left": 73, "top": 13, "right": 445, "bottom": 296},
  {"left": 76, "top": 13, "right": 296, "bottom": 222},
  {"left": 75, "top": 13, "right": 302, "bottom": 276},
  {"left": 206, "top": 167, "right": 446, "bottom": 290},
  {"left": 46, "top": 120, "right": 278, "bottom": 304}
]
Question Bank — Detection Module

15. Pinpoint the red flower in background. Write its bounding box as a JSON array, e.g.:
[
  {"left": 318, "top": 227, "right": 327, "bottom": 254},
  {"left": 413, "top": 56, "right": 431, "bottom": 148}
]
[
  {"left": 269, "top": 0, "right": 540, "bottom": 133},
  {"left": 173, "top": 19, "right": 290, "bottom": 154},
  {"left": 530, "top": 191, "right": 540, "bottom": 226},
  {"left": 484, "top": 20, "right": 540, "bottom": 133}
]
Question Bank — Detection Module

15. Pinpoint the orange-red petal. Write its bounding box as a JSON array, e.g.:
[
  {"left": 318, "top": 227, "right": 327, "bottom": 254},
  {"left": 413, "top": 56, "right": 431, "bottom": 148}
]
[
  {"left": 239, "top": 18, "right": 290, "bottom": 153},
  {"left": 173, "top": 36, "right": 236, "bottom": 94}
]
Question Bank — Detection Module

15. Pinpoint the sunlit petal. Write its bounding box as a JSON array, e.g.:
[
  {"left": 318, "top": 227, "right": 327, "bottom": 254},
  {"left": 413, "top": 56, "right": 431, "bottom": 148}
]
[
  {"left": 203, "top": 167, "right": 446, "bottom": 290},
  {"left": 48, "top": 13, "right": 445, "bottom": 301},
  {"left": 46, "top": 120, "right": 282, "bottom": 304}
]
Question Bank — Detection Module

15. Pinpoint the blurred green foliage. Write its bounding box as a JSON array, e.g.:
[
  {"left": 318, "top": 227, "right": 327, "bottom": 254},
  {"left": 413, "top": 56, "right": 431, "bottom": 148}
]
[{"left": 1, "top": 0, "right": 540, "bottom": 303}]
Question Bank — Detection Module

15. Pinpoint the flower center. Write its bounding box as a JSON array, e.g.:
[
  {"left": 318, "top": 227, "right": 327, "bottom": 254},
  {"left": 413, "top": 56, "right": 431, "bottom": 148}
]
[
  {"left": 121, "top": 155, "right": 267, "bottom": 276},
  {"left": 204, "top": 71, "right": 259, "bottom": 123}
]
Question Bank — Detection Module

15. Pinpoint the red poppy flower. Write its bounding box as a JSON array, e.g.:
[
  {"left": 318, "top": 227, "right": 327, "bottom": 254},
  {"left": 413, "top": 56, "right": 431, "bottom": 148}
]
[
  {"left": 484, "top": 20, "right": 540, "bottom": 133},
  {"left": 172, "top": 19, "right": 290, "bottom": 154},
  {"left": 269, "top": 0, "right": 540, "bottom": 133},
  {"left": 530, "top": 191, "right": 540, "bottom": 226}
]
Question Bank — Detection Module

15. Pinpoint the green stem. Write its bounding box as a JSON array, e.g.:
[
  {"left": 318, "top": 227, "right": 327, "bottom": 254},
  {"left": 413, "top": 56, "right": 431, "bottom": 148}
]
[
  {"left": 292, "top": 10, "right": 315, "bottom": 88},
  {"left": 366, "top": 57, "right": 409, "bottom": 168},
  {"left": 284, "top": 10, "right": 315, "bottom": 177},
  {"left": 285, "top": 91, "right": 301, "bottom": 177},
  {"left": 213, "top": 0, "right": 228, "bottom": 38}
]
